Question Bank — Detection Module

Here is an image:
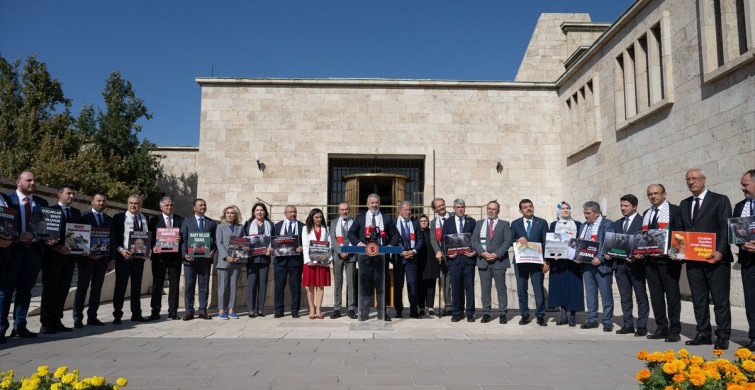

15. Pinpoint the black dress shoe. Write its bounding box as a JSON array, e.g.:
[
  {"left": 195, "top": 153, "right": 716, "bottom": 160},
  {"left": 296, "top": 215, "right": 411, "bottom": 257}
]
[
  {"left": 347, "top": 310, "right": 358, "bottom": 319},
  {"left": 131, "top": 315, "right": 149, "bottom": 322},
  {"left": 409, "top": 312, "right": 420, "bottom": 319},
  {"left": 744, "top": 339, "right": 755, "bottom": 351},
  {"left": 481, "top": 314, "right": 492, "bottom": 323},
  {"left": 274, "top": 312, "right": 284, "bottom": 318},
  {"left": 603, "top": 325, "right": 613, "bottom": 332},
  {"left": 519, "top": 316, "right": 531, "bottom": 325},
  {"left": 13, "top": 326, "right": 37, "bottom": 338},
  {"left": 248, "top": 313, "right": 257, "bottom": 318},
  {"left": 499, "top": 315, "right": 508, "bottom": 324},
  {"left": 55, "top": 322, "right": 73, "bottom": 332},
  {"left": 616, "top": 326, "right": 635, "bottom": 335},
  {"left": 665, "top": 334, "right": 681, "bottom": 342},
  {"left": 556, "top": 319, "right": 568, "bottom": 326},
  {"left": 467, "top": 315, "right": 475, "bottom": 322},
  {"left": 291, "top": 312, "right": 300, "bottom": 318},
  {"left": 537, "top": 318, "right": 547, "bottom": 327},
  {"left": 87, "top": 319, "right": 106, "bottom": 326},
  {"left": 394, "top": 312, "right": 403, "bottom": 319},
  {"left": 257, "top": 312, "right": 266, "bottom": 317},
  {"left": 39, "top": 325, "right": 57, "bottom": 334},
  {"left": 330, "top": 311, "right": 341, "bottom": 319},
  {"left": 714, "top": 337, "right": 729, "bottom": 350},
  {"left": 383, "top": 313, "right": 391, "bottom": 321},
  {"left": 580, "top": 322, "right": 598, "bottom": 329},
  {"left": 147, "top": 314, "right": 161, "bottom": 321},
  {"left": 168, "top": 312, "right": 178, "bottom": 320},
  {"left": 647, "top": 330, "right": 668, "bottom": 339},
  {"left": 438, "top": 309, "right": 447, "bottom": 318},
  {"left": 685, "top": 334, "right": 713, "bottom": 346},
  {"left": 451, "top": 315, "right": 461, "bottom": 322},
  {"left": 112, "top": 318, "right": 122, "bottom": 325},
  {"left": 634, "top": 328, "right": 648, "bottom": 337},
  {"left": 74, "top": 321, "right": 84, "bottom": 329}
]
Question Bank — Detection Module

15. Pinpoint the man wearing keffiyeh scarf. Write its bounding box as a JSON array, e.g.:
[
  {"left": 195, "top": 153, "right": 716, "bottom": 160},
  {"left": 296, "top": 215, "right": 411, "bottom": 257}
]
[
  {"left": 734, "top": 170, "right": 755, "bottom": 351},
  {"left": 578, "top": 201, "right": 615, "bottom": 332}
]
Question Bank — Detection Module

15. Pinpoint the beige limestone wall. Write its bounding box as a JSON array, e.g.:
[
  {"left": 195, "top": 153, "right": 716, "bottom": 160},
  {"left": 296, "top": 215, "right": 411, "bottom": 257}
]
[{"left": 155, "top": 147, "right": 199, "bottom": 218}]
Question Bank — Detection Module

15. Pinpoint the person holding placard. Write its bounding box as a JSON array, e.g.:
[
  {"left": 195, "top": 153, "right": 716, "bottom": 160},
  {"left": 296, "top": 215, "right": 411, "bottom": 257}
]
[
  {"left": 734, "top": 169, "right": 755, "bottom": 350},
  {"left": 578, "top": 201, "right": 615, "bottom": 332},
  {"left": 548, "top": 201, "right": 583, "bottom": 327},
  {"left": 216, "top": 205, "right": 244, "bottom": 320},
  {"left": 180, "top": 198, "right": 217, "bottom": 321},
  {"left": 148, "top": 196, "right": 184, "bottom": 321},
  {"left": 244, "top": 203, "right": 273, "bottom": 318},
  {"left": 509, "top": 199, "right": 548, "bottom": 326},
  {"left": 302, "top": 208, "right": 332, "bottom": 319}
]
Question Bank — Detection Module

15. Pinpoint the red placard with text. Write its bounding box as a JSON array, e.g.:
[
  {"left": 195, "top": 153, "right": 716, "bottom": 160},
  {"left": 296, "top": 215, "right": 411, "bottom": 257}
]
[{"left": 669, "top": 231, "right": 716, "bottom": 261}]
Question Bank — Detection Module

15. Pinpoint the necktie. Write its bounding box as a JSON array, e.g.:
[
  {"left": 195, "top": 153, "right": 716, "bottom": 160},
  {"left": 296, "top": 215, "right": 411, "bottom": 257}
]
[
  {"left": 650, "top": 208, "right": 659, "bottom": 229},
  {"left": 458, "top": 217, "right": 464, "bottom": 233},
  {"left": 692, "top": 197, "right": 701, "bottom": 224},
  {"left": 65, "top": 207, "right": 72, "bottom": 220},
  {"left": 750, "top": 199, "right": 754, "bottom": 216},
  {"left": 489, "top": 219, "right": 494, "bottom": 238},
  {"left": 439, "top": 217, "right": 445, "bottom": 228},
  {"left": 23, "top": 197, "right": 31, "bottom": 232},
  {"left": 623, "top": 217, "right": 629, "bottom": 233},
  {"left": 404, "top": 220, "right": 410, "bottom": 250},
  {"left": 526, "top": 220, "right": 531, "bottom": 239},
  {"left": 166, "top": 216, "right": 172, "bottom": 228},
  {"left": 134, "top": 215, "right": 140, "bottom": 231},
  {"left": 96, "top": 213, "right": 103, "bottom": 227},
  {"left": 287, "top": 221, "right": 293, "bottom": 235},
  {"left": 199, "top": 217, "right": 205, "bottom": 231}
]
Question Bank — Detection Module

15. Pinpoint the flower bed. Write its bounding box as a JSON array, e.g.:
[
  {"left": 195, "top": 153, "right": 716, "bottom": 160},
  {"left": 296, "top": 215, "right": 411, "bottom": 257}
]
[
  {"left": 636, "top": 348, "right": 755, "bottom": 389},
  {"left": 0, "top": 366, "right": 128, "bottom": 390}
]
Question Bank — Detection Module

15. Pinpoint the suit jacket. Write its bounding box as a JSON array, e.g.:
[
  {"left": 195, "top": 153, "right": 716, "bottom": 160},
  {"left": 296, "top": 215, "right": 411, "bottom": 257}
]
[
  {"left": 111, "top": 211, "right": 150, "bottom": 260},
  {"left": 733, "top": 198, "right": 755, "bottom": 265},
  {"left": 472, "top": 218, "right": 512, "bottom": 270},
  {"left": 215, "top": 222, "right": 245, "bottom": 269},
  {"left": 440, "top": 215, "right": 477, "bottom": 266},
  {"left": 0, "top": 193, "right": 15, "bottom": 261},
  {"left": 395, "top": 218, "right": 424, "bottom": 264},
  {"left": 612, "top": 213, "right": 644, "bottom": 267},
  {"left": 149, "top": 213, "right": 184, "bottom": 262},
  {"left": 510, "top": 216, "right": 548, "bottom": 245},
  {"left": 577, "top": 217, "right": 615, "bottom": 273},
  {"left": 641, "top": 203, "right": 682, "bottom": 265},
  {"left": 80, "top": 210, "right": 113, "bottom": 261},
  {"left": 273, "top": 219, "right": 305, "bottom": 266},
  {"left": 428, "top": 214, "right": 451, "bottom": 257},
  {"left": 679, "top": 190, "right": 733, "bottom": 262},
  {"left": 330, "top": 217, "right": 355, "bottom": 262},
  {"left": 7, "top": 191, "right": 49, "bottom": 254},
  {"left": 180, "top": 215, "right": 218, "bottom": 265},
  {"left": 346, "top": 211, "right": 400, "bottom": 247}
]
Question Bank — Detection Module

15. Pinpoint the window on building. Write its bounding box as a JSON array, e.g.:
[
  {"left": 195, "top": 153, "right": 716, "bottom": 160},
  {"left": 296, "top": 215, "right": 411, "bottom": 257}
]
[{"left": 699, "top": 0, "right": 755, "bottom": 82}]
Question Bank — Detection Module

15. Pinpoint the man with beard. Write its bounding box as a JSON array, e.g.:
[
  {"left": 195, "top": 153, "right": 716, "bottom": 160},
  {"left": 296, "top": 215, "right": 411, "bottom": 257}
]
[{"left": 733, "top": 169, "right": 755, "bottom": 350}]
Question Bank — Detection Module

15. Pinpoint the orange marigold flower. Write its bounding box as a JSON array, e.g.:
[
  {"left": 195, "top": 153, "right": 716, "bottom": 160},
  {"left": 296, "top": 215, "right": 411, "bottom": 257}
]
[
  {"left": 678, "top": 349, "right": 690, "bottom": 359},
  {"left": 741, "top": 360, "right": 755, "bottom": 373},
  {"left": 691, "top": 356, "right": 705, "bottom": 365},
  {"left": 689, "top": 373, "right": 706, "bottom": 386},
  {"left": 663, "top": 362, "right": 678, "bottom": 374},
  {"left": 672, "top": 373, "right": 685, "bottom": 383},
  {"left": 665, "top": 386, "right": 682, "bottom": 390},
  {"left": 636, "top": 369, "right": 652, "bottom": 382},
  {"left": 648, "top": 352, "right": 664, "bottom": 363},
  {"left": 637, "top": 350, "right": 649, "bottom": 360},
  {"left": 714, "top": 349, "right": 725, "bottom": 356},
  {"left": 735, "top": 348, "right": 752, "bottom": 360}
]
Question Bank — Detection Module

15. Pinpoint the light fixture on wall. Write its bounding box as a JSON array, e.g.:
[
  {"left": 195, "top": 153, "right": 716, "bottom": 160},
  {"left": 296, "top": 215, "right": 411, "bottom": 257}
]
[
  {"left": 496, "top": 157, "right": 503, "bottom": 174},
  {"left": 255, "top": 154, "right": 265, "bottom": 172}
]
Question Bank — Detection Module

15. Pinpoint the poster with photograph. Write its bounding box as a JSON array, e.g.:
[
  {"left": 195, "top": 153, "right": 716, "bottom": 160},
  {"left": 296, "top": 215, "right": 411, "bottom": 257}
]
[
  {"left": 154, "top": 228, "right": 180, "bottom": 253},
  {"left": 188, "top": 232, "right": 211, "bottom": 258},
  {"left": 631, "top": 229, "right": 668, "bottom": 255},
  {"left": 544, "top": 232, "right": 570, "bottom": 258},
  {"left": 308, "top": 240, "right": 331, "bottom": 266},
  {"left": 228, "top": 236, "right": 251, "bottom": 262},
  {"left": 248, "top": 235, "right": 271, "bottom": 256},
  {"left": 669, "top": 231, "right": 715, "bottom": 261},
  {"left": 0, "top": 206, "right": 19, "bottom": 241},
  {"left": 272, "top": 235, "right": 299, "bottom": 257},
  {"left": 128, "top": 231, "right": 151, "bottom": 258},
  {"left": 513, "top": 241, "right": 544, "bottom": 264},
  {"left": 443, "top": 233, "right": 473, "bottom": 256},
  {"left": 601, "top": 232, "right": 634, "bottom": 258},
  {"left": 64, "top": 223, "right": 91, "bottom": 254},
  {"left": 89, "top": 227, "right": 110, "bottom": 256},
  {"left": 571, "top": 238, "right": 600, "bottom": 263},
  {"left": 729, "top": 216, "right": 755, "bottom": 244}
]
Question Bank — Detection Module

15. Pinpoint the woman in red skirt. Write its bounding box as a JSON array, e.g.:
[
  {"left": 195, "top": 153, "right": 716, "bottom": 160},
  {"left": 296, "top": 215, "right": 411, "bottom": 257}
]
[{"left": 302, "top": 208, "right": 332, "bottom": 319}]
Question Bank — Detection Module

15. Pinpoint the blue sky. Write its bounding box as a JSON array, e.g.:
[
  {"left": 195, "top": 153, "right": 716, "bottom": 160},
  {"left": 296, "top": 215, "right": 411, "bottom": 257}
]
[{"left": 1, "top": 1, "right": 633, "bottom": 146}]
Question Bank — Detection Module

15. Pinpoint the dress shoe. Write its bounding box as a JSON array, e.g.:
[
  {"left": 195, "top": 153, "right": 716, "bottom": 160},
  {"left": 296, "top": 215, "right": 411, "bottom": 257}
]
[
  {"left": 291, "top": 312, "right": 300, "bottom": 318},
  {"left": 647, "top": 330, "right": 668, "bottom": 339},
  {"left": 147, "top": 314, "right": 161, "bottom": 321},
  {"left": 519, "top": 316, "right": 531, "bottom": 325},
  {"left": 274, "top": 312, "right": 284, "bottom": 318},
  {"left": 257, "top": 312, "right": 266, "bottom": 317},
  {"left": 197, "top": 313, "right": 212, "bottom": 320},
  {"left": 112, "top": 318, "right": 122, "bottom": 325},
  {"left": 330, "top": 311, "right": 341, "bottom": 319},
  {"left": 39, "top": 325, "right": 58, "bottom": 334},
  {"left": 74, "top": 321, "right": 84, "bottom": 329},
  {"left": 665, "top": 334, "right": 681, "bottom": 342},
  {"left": 714, "top": 337, "right": 730, "bottom": 350},
  {"left": 55, "top": 322, "right": 73, "bottom": 332},
  {"left": 467, "top": 315, "right": 475, "bottom": 322},
  {"left": 451, "top": 315, "right": 461, "bottom": 322},
  {"left": 569, "top": 319, "right": 576, "bottom": 327},
  {"left": 131, "top": 315, "right": 148, "bottom": 322},
  {"left": 168, "top": 312, "right": 178, "bottom": 320},
  {"left": 580, "top": 321, "right": 598, "bottom": 329},
  {"left": 12, "top": 326, "right": 37, "bottom": 338},
  {"left": 409, "top": 312, "right": 420, "bottom": 319},
  {"left": 383, "top": 313, "right": 391, "bottom": 321},
  {"left": 616, "top": 325, "right": 635, "bottom": 335},
  {"left": 556, "top": 319, "right": 568, "bottom": 326},
  {"left": 685, "top": 333, "right": 713, "bottom": 346},
  {"left": 603, "top": 325, "right": 613, "bottom": 332},
  {"left": 394, "top": 312, "right": 403, "bottom": 319},
  {"left": 87, "top": 319, "right": 106, "bottom": 326},
  {"left": 634, "top": 328, "right": 648, "bottom": 337},
  {"left": 481, "top": 314, "right": 492, "bottom": 323},
  {"left": 248, "top": 313, "right": 257, "bottom": 318},
  {"left": 182, "top": 314, "right": 194, "bottom": 321},
  {"left": 537, "top": 318, "right": 547, "bottom": 327},
  {"left": 347, "top": 310, "right": 357, "bottom": 319},
  {"left": 744, "top": 339, "right": 755, "bottom": 351},
  {"left": 499, "top": 315, "right": 508, "bottom": 324},
  {"left": 439, "top": 309, "right": 447, "bottom": 318}
]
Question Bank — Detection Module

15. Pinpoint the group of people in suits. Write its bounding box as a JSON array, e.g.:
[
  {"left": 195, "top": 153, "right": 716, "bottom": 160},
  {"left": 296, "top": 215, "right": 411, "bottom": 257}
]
[{"left": 1, "top": 167, "right": 754, "bottom": 352}]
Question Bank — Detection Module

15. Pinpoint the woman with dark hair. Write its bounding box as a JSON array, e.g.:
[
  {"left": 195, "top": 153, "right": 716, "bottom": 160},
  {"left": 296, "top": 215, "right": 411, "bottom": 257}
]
[
  {"left": 302, "top": 208, "right": 332, "bottom": 319},
  {"left": 548, "top": 201, "right": 584, "bottom": 326},
  {"left": 417, "top": 214, "right": 439, "bottom": 316},
  {"left": 243, "top": 202, "right": 273, "bottom": 318}
]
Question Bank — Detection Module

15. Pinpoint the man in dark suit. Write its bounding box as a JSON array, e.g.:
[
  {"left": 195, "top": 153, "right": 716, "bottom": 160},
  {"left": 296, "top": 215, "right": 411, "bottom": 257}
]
[
  {"left": 39, "top": 183, "right": 81, "bottom": 334},
  {"left": 180, "top": 198, "right": 217, "bottom": 320},
  {"left": 347, "top": 193, "right": 399, "bottom": 321},
  {"left": 428, "top": 198, "right": 452, "bottom": 316},
  {"left": 393, "top": 201, "right": 424, "bottom": 319},
  {"left": 579, "top": 201, "right": 615, "bottom": 332},
  {"left": 148, "top": 196, "right": 184, "bottom": 321},
  {"left": 735, "top": 169, "right": 755, "bottom": 350},
  {"left": 73, "top": 192, "right": 113, "bottom": 328},
  {"left": 272, "top": 205, "right": 304, "bottom": 318},
  {"left": 1, "top": 171, "right": 52, "bottom": 339},
  {"left": 680, "top": 168, "right": 733, "bottom": 349},
  {"left": 330, "top": 202, "right": 357, "bottom": 319},
  {"left": 609, "top": 194, "right": 649, "bottom": 337},
  {"left": 510, "top": 199, "right": 548, "bottom": 326},
  {"left": 473, "top": 200, "right": 512, "bottom": 325},
  {"left": 0, "top": 191, "right": 18, "bottom": 344},
  {"left": 111, "top": 194, "right": 151, "bottom": 324},
  {"left": 441, "top": 198, "right": 477, "bottom": 323},
  {"left": 642, "top": 184, "right": 684, "bottom": 342}
]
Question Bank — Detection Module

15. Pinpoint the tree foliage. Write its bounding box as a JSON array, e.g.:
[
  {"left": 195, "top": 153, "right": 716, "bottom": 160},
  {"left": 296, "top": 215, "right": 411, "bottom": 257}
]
[{"left": 0, "top": 54, "right": 163, "bottom": 207}]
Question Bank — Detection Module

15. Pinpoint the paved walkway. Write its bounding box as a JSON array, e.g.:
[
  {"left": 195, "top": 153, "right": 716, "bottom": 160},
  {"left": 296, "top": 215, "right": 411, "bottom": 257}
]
[{"left": 1, "top": 297, "right": 751, "bottom": 389}]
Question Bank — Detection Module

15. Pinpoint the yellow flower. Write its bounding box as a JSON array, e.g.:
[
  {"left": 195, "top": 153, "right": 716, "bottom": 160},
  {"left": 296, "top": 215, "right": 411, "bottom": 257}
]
[
  {"left": 735, "top": 348, "right": 753, "bottom": 360},
  {"left": 741, "top": 360, "right": 755, "bottom": 372},
  {"left": 54, "top": 367, "right": 68, "bottom": 379},
  {"left": 663, "top": 362, "right": 678, "bottom": 374},
  {"left": 672, "top": 372, "right": 685, "bottom": 383},
  {"left": 647, "top": 352, "right": 664, "bottom": 363},
  {"left": 713, "top": 349, "right": 725, "bottom": 356},
  {"left": 689, "top": 373, "right": 706, "bottom": 386},
  {"left": 62, "top": 373, "right": 76, "bottom": 385},
  {"left": 637, "top": 350, "right": 649, "bottom": 360},
  {"left": 691, "top": 356, "right": 705, "bottom": 365},
  {"left": 112, "top": 386, "right": 119, "bottom": 390},
  {"left": 116, "top": 377, "right": 128, "bottom": 387},
  {"left": 36, "top": 367, "right": 49, "bottom": 377},
  {"left": 636, "top": 369, "right": 652, "bottom": 382},
  {"left": 664, "top": 386, "right": 682, "bottom": 390},
  {"left": 91, "top": 376, "right": 107, "bottom": 387},
  {"left": 678, "top": 349, "right": 690, "bottom": 359},
  {"left": 51, "top": 384, "right": 62, "bottom": 390}
]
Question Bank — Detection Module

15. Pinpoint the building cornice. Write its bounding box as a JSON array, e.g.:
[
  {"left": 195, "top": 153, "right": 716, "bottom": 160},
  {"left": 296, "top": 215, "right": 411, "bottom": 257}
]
[{"left": 196, "top": 77, "right": 556, "bottom": 91}]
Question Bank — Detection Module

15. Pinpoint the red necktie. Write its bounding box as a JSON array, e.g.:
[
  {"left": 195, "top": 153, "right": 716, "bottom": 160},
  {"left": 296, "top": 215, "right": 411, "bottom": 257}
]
[
  {"left": 488, "top": 219, "right": 494, "bottom": 238},
  {"left": 691, "top": 197, "right": 701, "bottom": 224},
  {"left": 23, "top": 197, "right": 31, "bottom": 232}
]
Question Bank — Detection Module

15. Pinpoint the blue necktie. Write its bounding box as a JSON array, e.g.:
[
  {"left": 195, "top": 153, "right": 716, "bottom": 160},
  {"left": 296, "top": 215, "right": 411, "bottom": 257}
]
[
  {"left": 458, "top": 217, "right": 464, "bottom": 233},
  {"left": 526, "top": 220, "right": 531, "bottom": 239},
  {"left": 404, "top": 220, "right": 411, "bottom": 250},
  {"left": 96, "top": 213, "right": 102, "bottom": 227},
  {"left": 199, "top": 217, "right": 205, "bottom": 231}
]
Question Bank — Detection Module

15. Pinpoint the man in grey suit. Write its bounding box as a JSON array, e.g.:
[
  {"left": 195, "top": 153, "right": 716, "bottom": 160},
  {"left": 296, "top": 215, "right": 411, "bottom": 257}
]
[
  {"left": 180, "top": 198, "right": 217, "bottom": 320},
  {"left": 472, "top": 201, "right": 512, "bottom": 324},
  {"left": 428, "top": 198, "right": 452, "bottom": 316},
  {"left": 330, "top": 202, "right": 357, "bottom": 319},
  {"left": 579, "top": 201, "right": 615, "bottom": 332}
]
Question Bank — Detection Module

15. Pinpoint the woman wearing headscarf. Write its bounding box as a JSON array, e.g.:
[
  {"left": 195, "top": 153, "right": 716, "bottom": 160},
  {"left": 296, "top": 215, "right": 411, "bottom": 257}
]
[{"left": 547, "top": 201, "right": 584, "bottom": 326}]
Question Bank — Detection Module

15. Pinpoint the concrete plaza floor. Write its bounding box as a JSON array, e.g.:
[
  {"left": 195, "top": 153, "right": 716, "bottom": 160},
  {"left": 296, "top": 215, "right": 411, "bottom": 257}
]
[{"left": 1, "top": 296, "right": 752, "bottom": 390}]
